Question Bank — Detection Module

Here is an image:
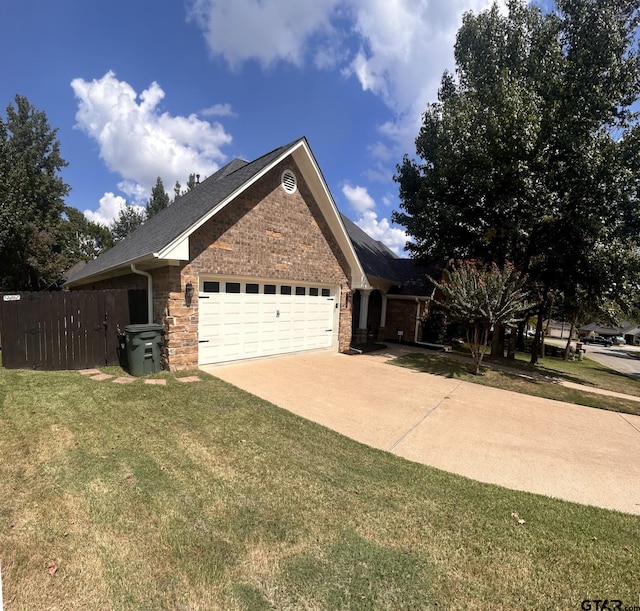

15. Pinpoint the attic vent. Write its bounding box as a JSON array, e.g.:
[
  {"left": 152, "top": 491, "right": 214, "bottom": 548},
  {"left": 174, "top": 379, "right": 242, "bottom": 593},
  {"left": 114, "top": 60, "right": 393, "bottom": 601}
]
[{"left": 281, "top": 169, "right": 297, "bottom": 194}]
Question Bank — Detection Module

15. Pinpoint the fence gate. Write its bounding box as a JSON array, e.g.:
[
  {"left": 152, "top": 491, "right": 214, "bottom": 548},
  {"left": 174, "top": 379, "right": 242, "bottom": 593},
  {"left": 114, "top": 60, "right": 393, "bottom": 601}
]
[{"left": 0, "top": 290, "right": 147, "bottom": 370}]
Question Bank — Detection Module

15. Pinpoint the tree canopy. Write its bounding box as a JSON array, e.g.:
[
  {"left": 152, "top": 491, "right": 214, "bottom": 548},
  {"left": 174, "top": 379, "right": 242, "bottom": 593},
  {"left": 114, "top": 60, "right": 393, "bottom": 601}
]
[
  {"left": 433, "top": 260, "right": 530, "bottom": 374},
  {"left": 145, "top": 176, "right": 170, "bottom": 219},
  {"left": 110, "top": 204, "right": 146, "bottom": 242},
  {"left": 59, "top": 206, "right": 114, "bottom": 268},
  {"left": 0, "top": 95, "right": 70, "bottom": 290},
  {"left": 393, "top": 0, "right": 640, "bottom": 361}
]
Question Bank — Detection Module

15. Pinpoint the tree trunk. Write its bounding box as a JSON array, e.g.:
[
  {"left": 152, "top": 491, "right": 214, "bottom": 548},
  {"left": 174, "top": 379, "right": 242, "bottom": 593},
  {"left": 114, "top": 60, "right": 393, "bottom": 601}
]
[
  {"left": 506, "top": 326, "right": 517, "bottom": 360},
  {"left": 491, "top": 323, "right": 505, "bottom": 360},
  {"left": 529, "top": 295, "right": 548, "bottom": 366},
  {"left": 563, "top": 308, "right": 579, "bottom": 361},
  {"left": 515, "top": 320, "right": 526, "bottom": 352}
]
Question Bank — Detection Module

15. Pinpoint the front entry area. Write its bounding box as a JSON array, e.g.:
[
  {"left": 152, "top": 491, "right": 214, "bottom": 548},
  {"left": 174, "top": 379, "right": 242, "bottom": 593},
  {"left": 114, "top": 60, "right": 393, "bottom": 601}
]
[{"left": 198, "top": 277, "right": 338, "bottom": 365}]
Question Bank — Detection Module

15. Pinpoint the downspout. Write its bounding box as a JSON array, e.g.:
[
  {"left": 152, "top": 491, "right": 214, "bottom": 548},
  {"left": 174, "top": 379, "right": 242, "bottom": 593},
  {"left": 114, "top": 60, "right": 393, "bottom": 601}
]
[
  {"left": 414, "top": 297, "right": 421, "bottom": 343},
  {"left": 131, "top": 264, "right": 153, "bottom": 323}
]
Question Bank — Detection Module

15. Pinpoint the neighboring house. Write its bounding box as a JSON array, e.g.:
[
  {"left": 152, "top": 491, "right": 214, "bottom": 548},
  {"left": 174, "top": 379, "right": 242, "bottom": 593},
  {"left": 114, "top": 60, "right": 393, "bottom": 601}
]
[
  {"left": 578, "top": 322, "right": 623, "bottom": 338},
  {"left": 544, "top": 320, "right": 577, "bottom": 339},
  {"left": 66, "top": 138, "right": 435, "bottom": 370},
  {"left": 619, "top": 321, "right": 640, "bottom": 345}
]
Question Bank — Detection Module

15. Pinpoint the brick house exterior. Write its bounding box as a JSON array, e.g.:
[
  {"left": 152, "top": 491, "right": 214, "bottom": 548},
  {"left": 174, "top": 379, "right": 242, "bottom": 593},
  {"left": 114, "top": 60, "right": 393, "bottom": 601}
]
[
  {"left": 67, "top": 138, "right": 437, "bottom": 370},
  {"left": 67, "top": 139, "right": 365, "bottom": 370}
]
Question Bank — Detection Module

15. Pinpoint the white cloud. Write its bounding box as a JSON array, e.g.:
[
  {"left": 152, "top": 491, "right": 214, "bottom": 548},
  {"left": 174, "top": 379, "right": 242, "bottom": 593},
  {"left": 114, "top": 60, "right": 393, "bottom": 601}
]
[
  {"left": 187, "top": 0, "right": 504, "bottom": 156},
  {"left": 342, "top": 184, "right": 375, "bottom": 214},
  {"left": 200, "top": 103, "right": 236, "bottom": 117},
  {"left": 356, "top": 210, "right": 408, "bottom": 256},
  {"left": 187, "top": 0, "right": 342, "bottom": 69},
  {"left": 71, "top": 71, "right": 232, "bottom": 207},
  {"left": 343, "top": 184, "right": 407, "bottom": 254},
  {"left": 83, "top": 192, "right": 144, "bottom": 226}
]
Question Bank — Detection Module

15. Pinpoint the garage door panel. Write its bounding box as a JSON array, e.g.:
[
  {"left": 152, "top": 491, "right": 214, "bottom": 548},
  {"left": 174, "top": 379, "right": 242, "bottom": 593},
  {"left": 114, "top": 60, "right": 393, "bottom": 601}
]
[{"left": 198, "top": 279, "right": 336, "bottom": 365}]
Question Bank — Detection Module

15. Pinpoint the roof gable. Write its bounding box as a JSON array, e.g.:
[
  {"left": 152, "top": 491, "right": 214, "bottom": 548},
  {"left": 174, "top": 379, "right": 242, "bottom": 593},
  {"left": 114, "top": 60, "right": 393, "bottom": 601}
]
[{"left": 66, "top": 138, "right": 368, "bottom": 289}]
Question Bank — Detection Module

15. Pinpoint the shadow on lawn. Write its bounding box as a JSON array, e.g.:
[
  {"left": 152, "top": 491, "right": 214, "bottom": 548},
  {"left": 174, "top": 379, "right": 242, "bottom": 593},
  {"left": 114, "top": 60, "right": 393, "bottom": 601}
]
[{"left": 395, "top": 351, "right": 582, "bottom": 387}]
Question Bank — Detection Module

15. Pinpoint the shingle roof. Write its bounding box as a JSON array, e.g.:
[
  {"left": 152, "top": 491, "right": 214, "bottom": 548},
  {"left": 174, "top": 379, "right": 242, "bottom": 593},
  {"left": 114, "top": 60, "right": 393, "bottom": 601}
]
[
  {"left": 66, "top": 136, "right": 437, "bottom": 298},
  {"left": 66, "top": 138, "right": 303, "bottom": 284},
  {"left": 340, "top": 213, "right": 438, "bottom": 296},
  {"left": 339, "top": 213, "right": 398, "bottom": 281}
]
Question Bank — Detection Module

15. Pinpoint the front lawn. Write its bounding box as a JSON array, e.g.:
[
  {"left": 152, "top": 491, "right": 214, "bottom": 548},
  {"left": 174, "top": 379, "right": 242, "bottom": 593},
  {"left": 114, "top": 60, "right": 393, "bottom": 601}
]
[
  {"left": 0, "top": 366, "right": 638, "bottom": 609},
  {"left": 392, "top": 347, "right": 640, "bottom": 416}
]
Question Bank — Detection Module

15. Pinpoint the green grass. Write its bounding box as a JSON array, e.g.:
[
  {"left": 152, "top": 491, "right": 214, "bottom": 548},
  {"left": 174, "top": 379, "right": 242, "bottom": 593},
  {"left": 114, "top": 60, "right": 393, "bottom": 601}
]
[
  {"left": 0, "top": 365, "right": 638, "bottom": 609},
  {"left": 391, "top": 347, "right": 640, "bottom": 416}
]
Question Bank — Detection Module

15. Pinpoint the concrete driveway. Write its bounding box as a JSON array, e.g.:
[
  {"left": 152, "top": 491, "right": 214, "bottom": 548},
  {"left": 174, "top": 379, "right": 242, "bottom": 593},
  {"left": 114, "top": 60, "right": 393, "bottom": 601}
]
[{"left": 203, "top": 346, "right": 640, "bottom": 515}]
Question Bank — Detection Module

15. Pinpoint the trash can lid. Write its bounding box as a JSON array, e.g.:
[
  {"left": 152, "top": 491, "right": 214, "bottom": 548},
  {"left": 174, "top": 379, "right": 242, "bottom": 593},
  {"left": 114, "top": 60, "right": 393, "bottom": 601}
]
[{"left": 124, "top": 323, "right": 163, "bottom": 332}]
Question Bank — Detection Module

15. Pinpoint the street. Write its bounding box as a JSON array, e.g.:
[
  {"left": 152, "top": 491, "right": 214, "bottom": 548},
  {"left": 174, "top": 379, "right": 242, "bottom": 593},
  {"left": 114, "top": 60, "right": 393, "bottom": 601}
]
[{"left": 556, "top": 339, "right": 640, "bottom": 380}]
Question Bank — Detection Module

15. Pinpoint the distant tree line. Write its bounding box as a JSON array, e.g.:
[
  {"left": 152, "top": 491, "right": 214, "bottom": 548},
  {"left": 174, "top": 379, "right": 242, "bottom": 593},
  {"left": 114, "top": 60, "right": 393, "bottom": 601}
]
[
  {"left": 109, "top": 173, "right": 201, "bottom": 243},
  {"left": 0, "top": 94, "right": 200, "bottom": 290}
]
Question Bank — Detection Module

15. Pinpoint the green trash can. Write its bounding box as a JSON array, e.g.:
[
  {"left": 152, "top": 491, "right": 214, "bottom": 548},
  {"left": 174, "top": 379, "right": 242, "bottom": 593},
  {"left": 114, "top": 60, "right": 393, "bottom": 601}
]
[{"left": 124, "top": 323, "right": 163, "bottom": 376}]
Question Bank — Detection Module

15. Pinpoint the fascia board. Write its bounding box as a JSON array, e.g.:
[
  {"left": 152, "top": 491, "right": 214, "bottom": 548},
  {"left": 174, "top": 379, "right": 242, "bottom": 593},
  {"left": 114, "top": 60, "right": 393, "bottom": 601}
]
[
  {"left": 157, "top": 143, "right": 306, "bottom": 261},
  {"left": 291, "top": 142, "right": 369, "bottom": 290}
]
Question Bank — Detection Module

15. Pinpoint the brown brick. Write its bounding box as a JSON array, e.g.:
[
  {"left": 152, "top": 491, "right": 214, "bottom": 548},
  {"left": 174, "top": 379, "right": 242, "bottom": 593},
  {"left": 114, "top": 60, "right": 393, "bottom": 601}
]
[
  {"left": 80, "top": 157, "right": 356, "bottom": 371},
  {"left": 211, "top": 241, "right": 233, "bottom": 251}
]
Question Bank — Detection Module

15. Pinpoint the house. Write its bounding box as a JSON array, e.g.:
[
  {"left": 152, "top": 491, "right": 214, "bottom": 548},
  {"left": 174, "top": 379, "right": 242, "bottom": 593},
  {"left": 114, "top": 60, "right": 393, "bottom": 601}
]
[
  {"left": 340, "top": 215, "right": 438, "bottom": 344},
  {"left": 66, "top": 138, "right": 435, "bottom": 370},
  {"left": 622, "top": 324, "right": 640, "bottom": 346},
  {"left": 578, "top": 322, "right": 623, "bottom": 339}
]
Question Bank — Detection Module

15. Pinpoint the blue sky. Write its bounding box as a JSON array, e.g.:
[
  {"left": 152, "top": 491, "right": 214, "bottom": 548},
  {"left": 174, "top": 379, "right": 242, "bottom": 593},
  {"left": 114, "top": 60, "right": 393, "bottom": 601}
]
[{"left": 1, "top": 0, "right": 512, "bottom": 254}]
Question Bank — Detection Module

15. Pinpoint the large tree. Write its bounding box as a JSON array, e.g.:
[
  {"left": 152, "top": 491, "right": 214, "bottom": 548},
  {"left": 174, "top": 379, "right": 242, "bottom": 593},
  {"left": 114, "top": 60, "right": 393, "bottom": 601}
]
[
  {"left": 394, "top": 0, "right": 640, "bottom": 363},
  {"left": 0, "top": 95, "right": 70, "bottom": 290},
  {"left": 59, "top": 206, "right": 114, "bottom": 268},
  {"left": 145, "top": 176, "right": 170, "bottom": 219},
  {"left": 110, "top": 204, "right": 145, "bottom": 242}
]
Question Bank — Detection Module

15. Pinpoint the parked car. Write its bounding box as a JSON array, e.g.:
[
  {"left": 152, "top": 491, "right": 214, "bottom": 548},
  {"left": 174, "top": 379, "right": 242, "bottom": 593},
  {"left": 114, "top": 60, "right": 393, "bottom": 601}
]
[
  {"left": 611, "top": 335, "right": 626, "bottom": 346},
  {"left": 583, "top": 335, "right": 613, "bottom": 347}
]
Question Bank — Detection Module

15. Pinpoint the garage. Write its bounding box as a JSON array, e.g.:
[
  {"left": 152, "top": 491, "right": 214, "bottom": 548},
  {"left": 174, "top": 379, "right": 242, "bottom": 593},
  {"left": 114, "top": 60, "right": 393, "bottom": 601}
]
[{"left": 198, "top": 277, "right": 338, "bottom": 365}]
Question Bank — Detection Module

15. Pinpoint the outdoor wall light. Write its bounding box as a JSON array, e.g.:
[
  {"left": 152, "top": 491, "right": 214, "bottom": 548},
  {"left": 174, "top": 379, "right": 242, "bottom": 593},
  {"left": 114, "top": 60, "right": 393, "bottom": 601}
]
[{"left": 185, "top": 282, "right": 194, "bottom": 305}]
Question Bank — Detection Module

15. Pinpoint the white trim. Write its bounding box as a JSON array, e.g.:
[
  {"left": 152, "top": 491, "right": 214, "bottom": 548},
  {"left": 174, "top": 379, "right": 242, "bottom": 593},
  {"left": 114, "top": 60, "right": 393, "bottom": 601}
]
[
  {"left": 157, "top": 139, "right": 369, "bottom": 290},
  {"left": 291, "top": 141, "right": 369, "bottom": 290}
]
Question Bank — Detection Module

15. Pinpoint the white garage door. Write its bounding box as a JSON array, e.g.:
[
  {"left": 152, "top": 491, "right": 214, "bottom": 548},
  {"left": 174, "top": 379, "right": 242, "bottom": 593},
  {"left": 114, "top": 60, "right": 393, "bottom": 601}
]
[{"left": 198, "top": 278, "right": 337, "bottom": 365}]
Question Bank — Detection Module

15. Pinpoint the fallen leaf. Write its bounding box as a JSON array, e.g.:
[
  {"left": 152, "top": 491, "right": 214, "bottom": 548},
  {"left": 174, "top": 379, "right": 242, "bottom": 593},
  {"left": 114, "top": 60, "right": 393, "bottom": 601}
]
[{"left": 47, "top": 562, "right": 58, "bottom": 576}]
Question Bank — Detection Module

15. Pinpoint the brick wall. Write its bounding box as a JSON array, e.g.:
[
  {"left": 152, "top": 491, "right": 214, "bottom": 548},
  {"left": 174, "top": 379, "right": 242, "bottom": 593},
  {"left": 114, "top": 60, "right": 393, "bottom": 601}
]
[
  {"left": 84, "top": 275, "right": 147, "bottom": 292},
  {"left": 188, "top": 158, "right": 351, "bottom": 284},
  {"left": 384, "top": 298, "right": 429, "bottom": 343},
  {"left": 71, "top": 157, "right": 354, "bottom": 370},
  {"left": 178, "top": 157, "right": 352, "bottom": 368}
]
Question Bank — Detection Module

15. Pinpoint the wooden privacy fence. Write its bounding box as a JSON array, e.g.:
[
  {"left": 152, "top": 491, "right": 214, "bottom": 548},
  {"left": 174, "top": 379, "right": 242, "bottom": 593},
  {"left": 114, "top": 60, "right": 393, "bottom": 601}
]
[{"left": 0, "top": 290, "right": 147, "bottom": 370}]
